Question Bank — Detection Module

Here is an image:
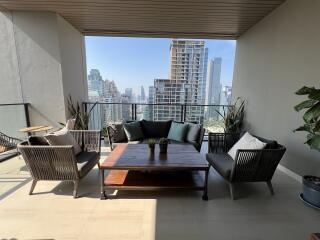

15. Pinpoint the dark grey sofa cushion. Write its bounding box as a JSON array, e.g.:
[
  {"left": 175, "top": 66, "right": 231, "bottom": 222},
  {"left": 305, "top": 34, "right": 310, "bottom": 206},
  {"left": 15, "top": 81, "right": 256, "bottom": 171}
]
[
  {"left": 167, "top": 121, "right": 189, "bottom": 142},
  {"left": 186, "top": 123, "right": 201, "bottom": 144},
  {"left": 123, "top": 121, "right": 144, "bottom": 141},
  {"left": 206, "top": 153, "right": 234, "bottom": 180},
  {"left": 28, "top": 136, "right": 49, "bottom": 145},
  {"left": 76, "top": 151, "right": 99, "bottom": 178},
  {"left": 110, "top": 123, "right": 127, "bottom": 143},
  {"left": 141, "top": 120, "right": 172, "bottom": 138}
]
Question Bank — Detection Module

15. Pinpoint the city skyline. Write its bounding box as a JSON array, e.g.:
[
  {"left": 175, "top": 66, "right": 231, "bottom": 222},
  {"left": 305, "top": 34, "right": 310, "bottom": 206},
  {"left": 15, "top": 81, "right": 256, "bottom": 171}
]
[{"left": 85, "top": 37, "right": 236, "bottom": 95}]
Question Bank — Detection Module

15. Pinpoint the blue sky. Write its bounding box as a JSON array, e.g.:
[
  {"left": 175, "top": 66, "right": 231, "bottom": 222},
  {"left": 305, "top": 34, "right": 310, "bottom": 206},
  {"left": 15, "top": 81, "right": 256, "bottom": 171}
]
[{"left": 85, "top": 36, "right": 236, "bottom": 95}]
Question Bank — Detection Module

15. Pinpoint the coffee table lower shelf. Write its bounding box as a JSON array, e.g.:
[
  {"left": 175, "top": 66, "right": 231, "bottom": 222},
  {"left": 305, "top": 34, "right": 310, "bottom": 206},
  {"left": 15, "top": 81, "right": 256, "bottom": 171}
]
[{"left": 100, "top": 170, "right": 208, "bottom": 200}]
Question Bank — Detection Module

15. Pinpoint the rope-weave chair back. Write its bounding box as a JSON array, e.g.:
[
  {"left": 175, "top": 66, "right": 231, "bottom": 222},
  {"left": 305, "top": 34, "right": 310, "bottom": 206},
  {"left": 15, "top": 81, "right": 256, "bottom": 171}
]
[
  {"left": 231, "top": 145, "right": 286, "bottom": 182},
  {"left": 18, "top": 142, "right": 79, "bottom": 181}
]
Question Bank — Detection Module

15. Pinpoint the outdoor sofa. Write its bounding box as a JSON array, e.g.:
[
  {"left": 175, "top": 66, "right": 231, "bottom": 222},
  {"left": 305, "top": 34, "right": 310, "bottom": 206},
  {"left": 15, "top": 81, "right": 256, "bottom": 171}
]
[{"left": 107, "top": 120, "right": 205, "bottom": 152}]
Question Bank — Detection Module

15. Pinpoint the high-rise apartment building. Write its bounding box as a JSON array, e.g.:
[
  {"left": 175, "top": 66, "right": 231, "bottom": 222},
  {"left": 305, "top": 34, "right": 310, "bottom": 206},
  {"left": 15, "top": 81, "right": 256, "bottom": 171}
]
[
  {"left": 143, "top": 86, "right": 155, "bottom": 120},
  {"left": 88, "top": 69, "right": 104, "bottom": 98},
  {"left": 140, "top": 86, "right": 146, "bottom": 103},
  {"left": 206, "top": 58, "right": 222, "bottom": 119},
  {"left": 154, "top": 39, "right": 208, "bottom": 123}
]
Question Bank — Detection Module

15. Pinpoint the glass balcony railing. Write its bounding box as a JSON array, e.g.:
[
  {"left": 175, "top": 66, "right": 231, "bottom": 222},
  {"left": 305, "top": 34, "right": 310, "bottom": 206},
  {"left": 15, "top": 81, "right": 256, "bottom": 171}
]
[
  {"left": 83, "top": 102, "right": 230, "bottom": 134},
  {"left": 0, "top": 103, "right": 30, "bottom": 140}
]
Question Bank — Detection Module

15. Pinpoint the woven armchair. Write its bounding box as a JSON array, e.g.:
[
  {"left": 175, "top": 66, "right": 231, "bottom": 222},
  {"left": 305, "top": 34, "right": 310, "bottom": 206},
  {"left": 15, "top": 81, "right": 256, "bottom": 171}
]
[
  {"left": 0, "top": 131, "right": 21, "bottom": 154},
  {"left": 206, "top": 132, "right": 286, "bottom": 199},
  {"left": 18, "top": 130, "right": 101, "bottom": 198}
]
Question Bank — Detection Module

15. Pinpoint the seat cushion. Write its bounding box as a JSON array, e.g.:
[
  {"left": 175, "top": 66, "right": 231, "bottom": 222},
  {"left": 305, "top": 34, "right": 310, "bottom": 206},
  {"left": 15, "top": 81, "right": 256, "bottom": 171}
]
[
  {"left": 76, "top": 151, "right": 99, "bottom": 178},
  {"left": 206, "top": 153, "right": 234, "bottom": 180},
  {"left": 141, "top": 120, "right": 172, "bottom": 138},
  {"left": 167, "top": 122, "right": 189, "bottom": 142},
  {"left": 45, "top": 129, "right": 82, "bottom": 155},
  {"left": 123, "top": 121, "right": 144, "bottom": 141},
  {"left": 186, "top": 123, "right": 201, "bottom": 144}
]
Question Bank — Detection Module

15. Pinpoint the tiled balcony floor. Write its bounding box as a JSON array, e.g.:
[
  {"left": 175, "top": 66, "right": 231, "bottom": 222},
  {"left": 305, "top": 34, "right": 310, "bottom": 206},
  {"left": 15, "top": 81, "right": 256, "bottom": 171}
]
[{"left": 0, "top": 144, "right": 319, "bottom": 240}]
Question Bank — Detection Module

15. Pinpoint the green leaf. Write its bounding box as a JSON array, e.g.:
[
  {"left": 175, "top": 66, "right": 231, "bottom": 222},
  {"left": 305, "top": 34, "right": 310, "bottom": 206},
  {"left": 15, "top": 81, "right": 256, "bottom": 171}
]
[
  {"left": 295, "top": 86, "right": 315, "bottom": 95},
  {"left": 294, "top": 99, "right": 317, "bottom": 112},
  {"left": 294, "top": 125, "right": 311, "bottom": 132},
  {"left": 314, "top": 121, "right": 320, "bottom": 132},
  {"left": 306, "top": 135, "right": 320, "bottom": 151},
  {"left": 308, "top": 90, "right": 320, "bottom": 101},
  {"left": 303, "top": 102, "right": 320, "bottom": 123}
]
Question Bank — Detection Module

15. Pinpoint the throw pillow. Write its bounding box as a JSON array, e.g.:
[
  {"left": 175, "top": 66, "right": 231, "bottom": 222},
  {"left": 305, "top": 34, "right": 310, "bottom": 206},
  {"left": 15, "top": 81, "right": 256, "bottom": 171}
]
[
  {"left": 228, "top": 132, "right": 267, "bottom": 160},
  {"left": 110, "top": 122, "right": 127, "bottom": 142},
  {"left": 186, "top": 123, "right": 201, "bottom": 144},
  {"left": 45, "top": 128, "right": 82, "bottom": 155},
  {"left": 66, "top": 118, "right": 76, "bottom": 130},
  {"left": 141, "top": 120, "right": 172, "bottom": 138},
  {"left": 123, "top": 121, "right": 144, "bottom": 141},
  {"left": 167, "top": 121, "right": 189, "bottom": 142}
]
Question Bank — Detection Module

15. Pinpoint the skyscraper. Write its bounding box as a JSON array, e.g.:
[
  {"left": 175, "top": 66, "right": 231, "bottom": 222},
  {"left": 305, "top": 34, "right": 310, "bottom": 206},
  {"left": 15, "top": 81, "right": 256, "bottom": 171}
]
[
  {"left": 154, "top": 39, "right": 208, "bottom": 123},
  {"left": 87, "top": 69, "right": 104, "bottom": 98},
  {"left": 140, "top": 86, "right": 146, "bottom": 103},
  {"left": 144, "top": 86, "right": 155, "bottom": 120},
  {"left": 206, "top": 58, "right": 222, "bottom": 119}
]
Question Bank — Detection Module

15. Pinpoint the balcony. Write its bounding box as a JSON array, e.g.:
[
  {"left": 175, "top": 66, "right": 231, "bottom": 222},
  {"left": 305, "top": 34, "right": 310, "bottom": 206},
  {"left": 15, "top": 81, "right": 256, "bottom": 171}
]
[{"left": 1, "top": 0, "right": 320, "bottom": 240}]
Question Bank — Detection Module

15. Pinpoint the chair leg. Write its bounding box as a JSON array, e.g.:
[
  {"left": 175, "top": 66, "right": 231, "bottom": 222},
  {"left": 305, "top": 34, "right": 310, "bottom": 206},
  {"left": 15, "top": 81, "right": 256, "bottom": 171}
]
[
  {"left": 229, "top": 183, "right": 235, "bottom": 200},
  {"left": 266, "top": 181, "right": 274, "bottom": 195},
  {"left": 29, "top": 180, "right": 37, "bottom": 195},
  {"left": 73, "top": 180, "right": 79, "bottom": 198}
]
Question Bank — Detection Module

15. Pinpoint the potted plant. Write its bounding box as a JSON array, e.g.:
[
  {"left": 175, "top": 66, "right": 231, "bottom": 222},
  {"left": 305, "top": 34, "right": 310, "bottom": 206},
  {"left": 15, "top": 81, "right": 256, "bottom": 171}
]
[
  {"left": 148, "top": 138, "right": 156, "bottom": 155},
  {"left": 159, "top": 138, "right": 169, "bottom": 154},
  {"left": 67, "top": 95, "right": 98, "bottom": 130},
  {"left": 102, "top": 127, "right": 109, "bottom": 145},
  {"left": 294, "top": 86, "right": 320, "bottom": 208},
  {"left": 216, "top": 97, "right": 245, "bottom": 147}
]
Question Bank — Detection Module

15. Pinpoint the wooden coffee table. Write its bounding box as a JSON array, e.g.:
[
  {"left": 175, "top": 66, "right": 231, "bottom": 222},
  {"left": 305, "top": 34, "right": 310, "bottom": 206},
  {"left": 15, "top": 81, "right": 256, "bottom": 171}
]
[{"left": 100, "top": 143, "right": 210, "bottom": 200}]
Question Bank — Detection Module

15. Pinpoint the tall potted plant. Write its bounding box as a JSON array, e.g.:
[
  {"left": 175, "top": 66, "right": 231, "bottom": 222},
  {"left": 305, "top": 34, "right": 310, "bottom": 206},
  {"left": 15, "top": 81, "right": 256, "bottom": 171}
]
[
  {"left": 294, "top": 86, "right": 320, "bottom": 208},
  {"left": 216, "top": 97, "right": 245, "bottom": 147},
  {"left": 67, "top": 96, "right": 97, "bottom": 130}
]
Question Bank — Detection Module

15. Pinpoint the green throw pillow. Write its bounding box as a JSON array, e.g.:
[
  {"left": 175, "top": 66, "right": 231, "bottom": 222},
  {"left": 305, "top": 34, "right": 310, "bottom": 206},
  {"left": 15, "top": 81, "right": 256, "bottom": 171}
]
[
  {"left": 167, "top": 122, "right": 189, "bottom": 142},
  {"left": 123, "top": 121, "right": 144, "bottom": 141}
]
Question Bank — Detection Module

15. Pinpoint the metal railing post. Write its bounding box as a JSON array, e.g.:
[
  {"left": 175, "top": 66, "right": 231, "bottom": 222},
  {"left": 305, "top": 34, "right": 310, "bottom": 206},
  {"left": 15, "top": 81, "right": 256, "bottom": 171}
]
[{"left": 134, "top": 104, "right": 137, "bottom": 121}]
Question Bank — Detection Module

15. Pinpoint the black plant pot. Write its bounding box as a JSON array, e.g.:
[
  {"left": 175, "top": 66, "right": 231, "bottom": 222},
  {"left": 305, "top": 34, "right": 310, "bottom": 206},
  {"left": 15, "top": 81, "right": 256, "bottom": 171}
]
[
  {"left": 302, "top": 175, "right": 320, "bottom": 208},
  {"left": 149, "top": 146, "right": 155, "bottom": 155},
  {"left": 159, "top": 144, "right": 168, "bottom": 154}
]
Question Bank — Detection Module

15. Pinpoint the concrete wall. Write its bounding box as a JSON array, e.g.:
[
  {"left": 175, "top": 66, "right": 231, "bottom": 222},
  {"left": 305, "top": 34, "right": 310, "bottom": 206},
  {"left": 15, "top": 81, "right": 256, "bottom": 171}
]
[
  {"left": 0, "top": 11, "right": 87, "bottom": 137},
  {"left": 232, "top": 0, "right": 320, "bottom": 176},
  {"left": 57, "top": 15, "right": 88, "bottom": 118}
]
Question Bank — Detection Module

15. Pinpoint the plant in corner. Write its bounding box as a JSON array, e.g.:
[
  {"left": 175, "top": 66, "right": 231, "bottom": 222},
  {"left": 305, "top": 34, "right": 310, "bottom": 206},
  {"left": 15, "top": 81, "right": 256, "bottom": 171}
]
[
  {"left": 216, "top": 97, "right": 245, "bottom": 134},
  {"left": 216, "top": 97, "right": 245, "bottom": 148},
  {"left": 294, "top": 86, "right": 320, "bottom": 208},
  {"left": 67, "top": 96, "right": 98, "bottom": 130},
  {"left": 159, "top": 138, "right": 169, "bottom": 154}
]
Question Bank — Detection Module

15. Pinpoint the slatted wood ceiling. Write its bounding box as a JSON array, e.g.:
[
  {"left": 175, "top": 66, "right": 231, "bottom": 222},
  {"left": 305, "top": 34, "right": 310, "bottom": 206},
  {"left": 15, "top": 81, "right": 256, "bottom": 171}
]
[{"left": 0, "top": 0, "right": 286, "bottom": 39}]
